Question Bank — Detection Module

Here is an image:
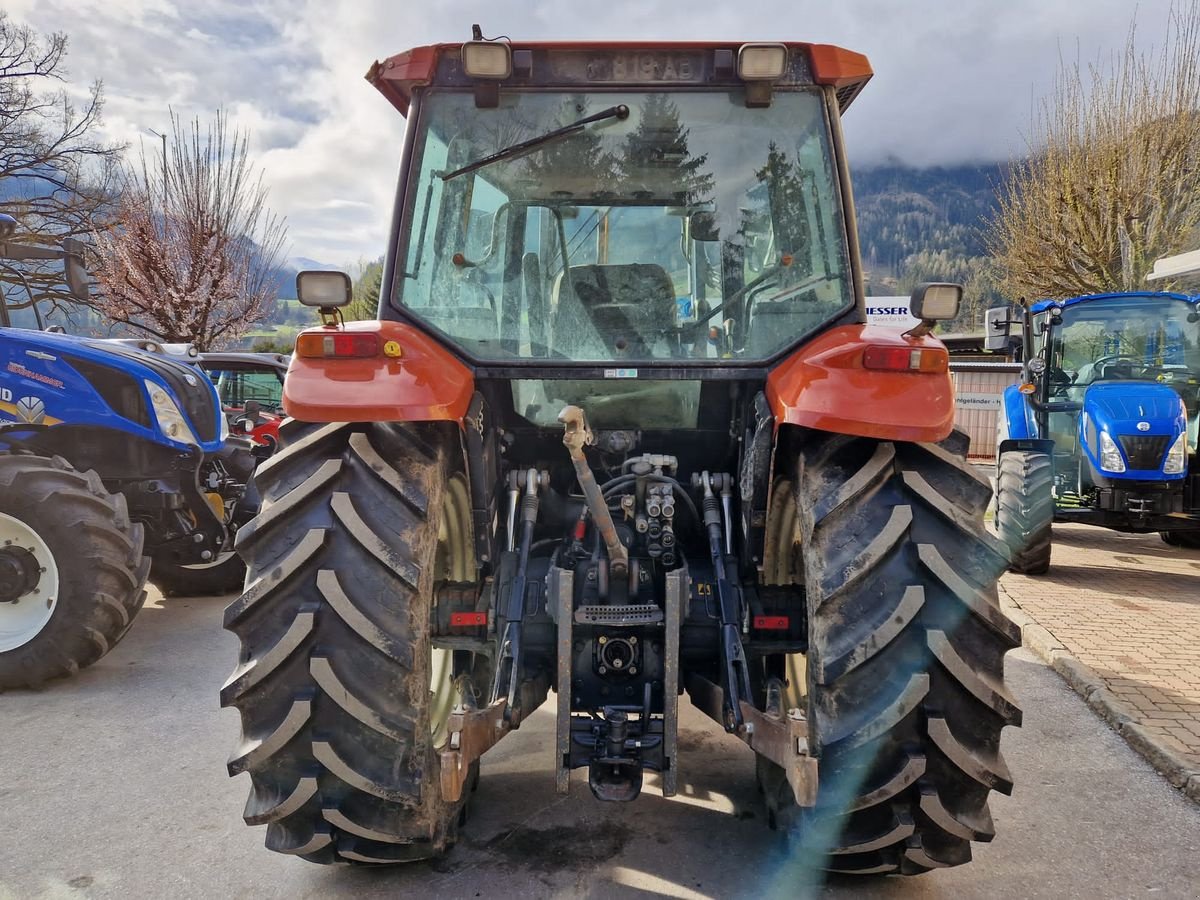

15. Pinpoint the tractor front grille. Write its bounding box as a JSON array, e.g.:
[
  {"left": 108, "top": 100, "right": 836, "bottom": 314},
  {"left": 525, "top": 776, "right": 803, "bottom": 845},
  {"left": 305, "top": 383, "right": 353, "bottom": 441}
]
[{"left": 1118, "top": 434, "right": 1171, "bottom": 470}]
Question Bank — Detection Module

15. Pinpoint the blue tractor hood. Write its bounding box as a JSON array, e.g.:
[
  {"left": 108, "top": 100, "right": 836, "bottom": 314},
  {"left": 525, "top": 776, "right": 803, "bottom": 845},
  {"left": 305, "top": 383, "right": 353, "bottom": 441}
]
[
  {"left": 1081, "top": 382, "right": 1187, "bottom": 479},
  {"left": 0, "top": 327, "right": 225, "bottom": 453}
]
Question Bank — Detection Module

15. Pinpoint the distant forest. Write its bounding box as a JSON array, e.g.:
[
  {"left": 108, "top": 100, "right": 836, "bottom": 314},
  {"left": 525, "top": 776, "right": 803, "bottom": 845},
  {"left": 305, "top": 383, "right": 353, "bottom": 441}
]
[{"left": 854, "top": 162, "right": 1009, "bottom": 329}]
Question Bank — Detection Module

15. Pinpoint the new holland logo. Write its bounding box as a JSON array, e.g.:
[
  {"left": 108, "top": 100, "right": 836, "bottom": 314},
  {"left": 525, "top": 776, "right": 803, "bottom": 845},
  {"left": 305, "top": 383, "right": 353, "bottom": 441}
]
[
  {"left": 16, "top": 396, "right": 46, "bottom": 425},
  {"left": 1136, "top": 421, "right": 1151, "bottom": 432}
]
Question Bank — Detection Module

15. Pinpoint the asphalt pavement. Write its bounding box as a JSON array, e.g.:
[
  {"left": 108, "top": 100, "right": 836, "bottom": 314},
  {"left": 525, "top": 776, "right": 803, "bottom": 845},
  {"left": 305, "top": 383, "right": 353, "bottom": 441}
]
[{"left": 2, "top": 588, "right": 1199, "bottom": 899}]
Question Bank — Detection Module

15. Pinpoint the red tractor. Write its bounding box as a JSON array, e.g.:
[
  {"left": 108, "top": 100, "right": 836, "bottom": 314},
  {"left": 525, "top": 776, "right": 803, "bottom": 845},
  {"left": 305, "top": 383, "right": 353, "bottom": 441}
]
[
  {"left": 223, "top": 33, "right": 1019, "bottom": 876},
  {"left": 200, "top": 351, "right": 288, "bottom": 459}
]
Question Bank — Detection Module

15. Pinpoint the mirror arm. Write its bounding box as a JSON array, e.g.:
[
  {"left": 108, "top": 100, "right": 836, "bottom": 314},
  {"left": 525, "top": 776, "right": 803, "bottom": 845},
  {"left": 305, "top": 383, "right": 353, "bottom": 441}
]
[{"left": 903, "top": 319, "right": 936, "bottom": 339}]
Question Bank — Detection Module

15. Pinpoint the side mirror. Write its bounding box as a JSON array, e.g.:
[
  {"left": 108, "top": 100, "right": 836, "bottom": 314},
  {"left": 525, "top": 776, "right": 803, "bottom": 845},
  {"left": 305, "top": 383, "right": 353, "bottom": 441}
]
[
  {"left": 296, "top": 270, "right": 352, "bottom": 308},
  {"left": 909, "top": 282, "right": 962, "bottom": 322},
  {"left": 61, "top": 238, "right": 90, "bottom": 301},
  {"left": 984, "top": 306, "right": 1012, "bottom": 352}
]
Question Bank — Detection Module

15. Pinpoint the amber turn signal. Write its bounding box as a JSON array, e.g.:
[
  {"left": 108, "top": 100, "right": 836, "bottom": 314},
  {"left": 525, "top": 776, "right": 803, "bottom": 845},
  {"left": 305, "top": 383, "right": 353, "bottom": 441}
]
[{"left": 295, "top": 331, "right": 380, "bottom": 359}]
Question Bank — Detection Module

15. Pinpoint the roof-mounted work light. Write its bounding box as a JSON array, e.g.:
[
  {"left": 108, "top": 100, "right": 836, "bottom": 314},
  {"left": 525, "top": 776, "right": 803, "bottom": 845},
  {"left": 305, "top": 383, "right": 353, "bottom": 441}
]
[
  {"left": 462, "top": 25, "right": 512, "bottom": 108},
  {"left": 737, "top": 43, "right": 787, "bottom": 107},
  {"left": 737, "top": 44, "right": 787, "bottom": 80},
  {"left": 462, "top": 41, "right": 511, "bottom": 79}
]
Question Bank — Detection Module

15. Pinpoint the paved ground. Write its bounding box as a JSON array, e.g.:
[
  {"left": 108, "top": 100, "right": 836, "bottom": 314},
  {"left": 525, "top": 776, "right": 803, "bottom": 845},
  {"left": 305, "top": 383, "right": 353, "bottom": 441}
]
[
  {"left": 1001, "top": 524, "right": 1200, "bottom": 770},
  {"left": 3, "top": 584, "right": 1200, "bottom": 899}
]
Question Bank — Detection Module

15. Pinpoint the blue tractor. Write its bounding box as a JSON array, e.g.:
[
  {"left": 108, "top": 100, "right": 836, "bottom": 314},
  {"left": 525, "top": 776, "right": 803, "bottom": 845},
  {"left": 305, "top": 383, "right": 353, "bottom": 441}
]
[
  {"left": 0, "top": 216, "right": 254, "bottom": 687},
  {"left": 988, "top": 291, "right": 1200, "bottom": 573}
]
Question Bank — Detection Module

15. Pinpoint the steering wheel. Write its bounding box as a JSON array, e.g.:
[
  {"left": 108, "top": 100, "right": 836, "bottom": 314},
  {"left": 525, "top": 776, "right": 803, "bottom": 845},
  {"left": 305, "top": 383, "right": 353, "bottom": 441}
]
[{"left": 1093, "top": 354, "right": 1156, "bottom": 380}]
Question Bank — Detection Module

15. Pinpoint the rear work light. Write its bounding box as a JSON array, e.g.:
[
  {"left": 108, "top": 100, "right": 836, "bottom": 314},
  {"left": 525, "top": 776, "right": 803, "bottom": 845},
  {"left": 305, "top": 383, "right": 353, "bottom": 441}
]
[
  {"left": 737, "top": 43, "right": 788, "bottom": 80},
  {"left": 462, "top": 41, "right": 511, "bottom": 78},
  {"left": 295, "top": 331, "right": 380, "bottom": 359},
  {"left": 862, "top": 345, "right": 948, "bottom": 373}
]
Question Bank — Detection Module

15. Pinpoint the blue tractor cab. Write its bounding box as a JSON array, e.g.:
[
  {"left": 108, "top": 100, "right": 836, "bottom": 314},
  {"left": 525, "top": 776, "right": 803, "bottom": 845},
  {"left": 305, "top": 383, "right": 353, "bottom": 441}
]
[
  {"left": 0, "top": 216, "right": 255, "bottom": 687},
  {"left": 988, "top": 291, "right": 1200, "bottom": 572}
]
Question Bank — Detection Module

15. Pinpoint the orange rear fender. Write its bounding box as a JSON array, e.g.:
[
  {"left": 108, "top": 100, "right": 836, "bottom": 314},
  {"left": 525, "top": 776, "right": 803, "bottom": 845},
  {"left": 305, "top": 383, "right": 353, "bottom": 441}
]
[
  {"left": 766, "top": 325, "right": 955, "bottom": 444},
  {"left": 283, "top": 320, "right": 474, "bottom": 423}
]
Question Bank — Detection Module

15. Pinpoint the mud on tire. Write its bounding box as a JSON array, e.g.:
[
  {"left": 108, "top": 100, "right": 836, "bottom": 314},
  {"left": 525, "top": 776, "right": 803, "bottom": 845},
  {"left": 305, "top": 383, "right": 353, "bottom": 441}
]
[
  {"left": 223, "top": 420, "right": 488, "bottom": 863},
  {"left": 762, "top": 432, "right": 1021, "bottom": 875},
  {"left": 0, "top": 454, "right": 149, "bottom": 689}
]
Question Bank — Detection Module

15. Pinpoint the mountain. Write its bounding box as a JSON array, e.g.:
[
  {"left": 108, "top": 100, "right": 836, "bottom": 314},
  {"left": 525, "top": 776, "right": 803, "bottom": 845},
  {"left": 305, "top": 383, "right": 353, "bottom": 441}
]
[
  {"left": 272, "top": 256, "right": 340, "bottom": 299},
  {"left": 853, "top": 162, "right": 1007, "bottom": 278},
  {"left": 287, "top": 256, "right": 342, "bottom": 273}
]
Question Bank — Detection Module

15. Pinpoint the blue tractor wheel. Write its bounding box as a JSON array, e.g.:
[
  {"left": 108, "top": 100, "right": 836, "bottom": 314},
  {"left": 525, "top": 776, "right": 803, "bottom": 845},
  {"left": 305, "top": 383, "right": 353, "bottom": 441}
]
[
  {"left": 1160, "top": 530, "right": 1200, "bottom": 549},
  {"left": 0, "top": 454, "right": 149, "bottom": 688},
  {"left": 995, "top": 450, "right": 1053, "bottom": 575}
]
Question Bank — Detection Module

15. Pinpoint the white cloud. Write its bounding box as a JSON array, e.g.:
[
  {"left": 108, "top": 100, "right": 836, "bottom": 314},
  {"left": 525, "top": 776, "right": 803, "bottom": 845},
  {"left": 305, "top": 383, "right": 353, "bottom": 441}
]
[{"left": 6, "top": 0, "right": 1182, "bottom": 263}]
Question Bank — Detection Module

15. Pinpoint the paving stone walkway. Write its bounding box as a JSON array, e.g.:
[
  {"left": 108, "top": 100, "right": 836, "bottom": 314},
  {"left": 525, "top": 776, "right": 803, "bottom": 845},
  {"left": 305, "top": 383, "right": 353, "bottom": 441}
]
[{"left": 999, "top": 523, "right": 1200, "bottom": 771}]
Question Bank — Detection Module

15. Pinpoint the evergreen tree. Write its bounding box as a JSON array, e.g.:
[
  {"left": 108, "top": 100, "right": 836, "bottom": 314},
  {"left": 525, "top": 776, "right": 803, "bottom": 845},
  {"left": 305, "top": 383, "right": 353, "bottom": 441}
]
[{"left": 617, "top": 94, "right": 713, "bottom": 205}]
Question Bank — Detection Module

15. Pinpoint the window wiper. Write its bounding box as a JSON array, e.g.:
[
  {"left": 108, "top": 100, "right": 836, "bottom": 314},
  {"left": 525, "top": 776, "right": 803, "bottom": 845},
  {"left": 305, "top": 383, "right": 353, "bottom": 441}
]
[{"left": 440, "top": 105, "right": 629, "bottom": 182}]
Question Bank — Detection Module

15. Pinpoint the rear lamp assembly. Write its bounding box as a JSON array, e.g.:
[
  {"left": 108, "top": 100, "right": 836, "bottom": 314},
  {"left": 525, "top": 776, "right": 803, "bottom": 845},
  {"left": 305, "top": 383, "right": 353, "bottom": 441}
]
[
  {"left": 862, "top": 345, "right": 948, "bottom": 373},
  {"left": 295, "top": 332, "right": 380, "bottom": 359}
]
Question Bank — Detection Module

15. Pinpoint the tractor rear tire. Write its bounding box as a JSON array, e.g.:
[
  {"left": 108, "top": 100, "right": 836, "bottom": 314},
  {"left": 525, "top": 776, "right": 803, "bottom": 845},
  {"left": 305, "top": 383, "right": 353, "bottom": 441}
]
[
  {"left": 0, "top": 454, "right": 149, "bottom": 689},
  {"left": 1161, "top": 530, "right": 1200, "bottom": 549},
  {"left": 222, "top": 421, "right": 490, "bottom": 863},
  {"left": 761, "top": 433, "right": 1020, "bottom": 875},
  {"left": 995, "top": 450, "right": 1053, "bottom": 575}
]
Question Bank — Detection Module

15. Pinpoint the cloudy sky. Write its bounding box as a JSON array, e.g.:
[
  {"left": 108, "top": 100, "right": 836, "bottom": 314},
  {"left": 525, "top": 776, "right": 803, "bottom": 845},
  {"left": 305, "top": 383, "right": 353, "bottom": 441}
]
[{"left": 6, "top": 0, "right": 1183, "bottom": 265}]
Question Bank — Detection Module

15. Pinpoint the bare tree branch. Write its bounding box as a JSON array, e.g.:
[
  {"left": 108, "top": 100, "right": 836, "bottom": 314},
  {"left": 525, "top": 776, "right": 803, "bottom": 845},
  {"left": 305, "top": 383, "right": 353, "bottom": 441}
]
[
  {"left": 0, "top": 13, "right": 122, "bottom": 314},
  {"left": 90, "top": 110, "right": 289, "bottom": 350},
  {"left": 989, "top": 2, "right": 1200, "bottom": 299}
]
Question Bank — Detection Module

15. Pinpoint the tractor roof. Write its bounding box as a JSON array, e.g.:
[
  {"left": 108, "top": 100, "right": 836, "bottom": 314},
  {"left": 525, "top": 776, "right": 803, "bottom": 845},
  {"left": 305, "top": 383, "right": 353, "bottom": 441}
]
[
  {"left": 1028, "top": 291, "right": 1198, "bottom": 313},
  {"left": 366, "top": 41, "right": 872, "bottom": 117}
]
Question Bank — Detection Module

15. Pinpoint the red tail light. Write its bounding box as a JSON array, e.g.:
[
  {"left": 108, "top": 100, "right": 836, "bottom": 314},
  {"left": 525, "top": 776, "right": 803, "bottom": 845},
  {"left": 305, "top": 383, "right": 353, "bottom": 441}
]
[
  {"left": 862, "top": 345, "right": 948, "bottom": 373},
  {"left": 295, "top": 331, "right": 380, "bottom": 359}
]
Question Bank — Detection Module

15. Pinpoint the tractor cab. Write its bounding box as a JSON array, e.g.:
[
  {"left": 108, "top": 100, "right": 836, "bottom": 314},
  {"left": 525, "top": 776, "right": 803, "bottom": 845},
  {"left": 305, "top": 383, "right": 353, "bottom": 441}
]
[{"left": 1034, "top": 294, "right": 1200, "bottom": 469}]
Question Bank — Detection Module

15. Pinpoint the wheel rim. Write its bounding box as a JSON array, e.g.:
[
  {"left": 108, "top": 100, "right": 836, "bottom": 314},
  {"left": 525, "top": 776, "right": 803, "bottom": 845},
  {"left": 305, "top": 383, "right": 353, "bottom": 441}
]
[
  {"left": 0, "top": 512, "right": 60, "bottom": 653},
  {"left": 430, "top": 475, "right": 474, "bottom": 750}
]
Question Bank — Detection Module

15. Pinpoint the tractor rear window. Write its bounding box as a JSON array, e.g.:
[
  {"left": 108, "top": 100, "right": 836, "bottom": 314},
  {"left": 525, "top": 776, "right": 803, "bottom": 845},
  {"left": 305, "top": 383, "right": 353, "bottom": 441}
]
[
  {"left": 512, "top": 379, "right": 701, "bottom": 430},
  {"left": 392, "top": 89, "right": 851, "bottom": 363}
]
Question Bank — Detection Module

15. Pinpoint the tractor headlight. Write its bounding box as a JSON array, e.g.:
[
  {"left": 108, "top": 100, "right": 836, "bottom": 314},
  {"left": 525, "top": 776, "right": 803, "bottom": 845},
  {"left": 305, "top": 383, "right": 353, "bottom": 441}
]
[
  {"left": 145, "top": 380, "right": 199, "bottom": 445},
  {"left": 1163, "top": 432, "right": 1188, "bottom": 475},
  {"left": 219, "top": 408, "right": 230, "bottom": 442},
  {"left": 1099, "top": 431, "right": 1126, "bottom": 473}
]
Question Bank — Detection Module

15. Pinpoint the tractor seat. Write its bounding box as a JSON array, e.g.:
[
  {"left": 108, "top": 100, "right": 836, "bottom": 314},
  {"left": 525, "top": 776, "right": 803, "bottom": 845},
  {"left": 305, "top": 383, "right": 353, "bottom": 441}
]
[
  {"left": 747, "top": 289, "right": 825, "bottom": 355},
  {"left": 553, "top": 264, "right": 676, "bottom": 356}
]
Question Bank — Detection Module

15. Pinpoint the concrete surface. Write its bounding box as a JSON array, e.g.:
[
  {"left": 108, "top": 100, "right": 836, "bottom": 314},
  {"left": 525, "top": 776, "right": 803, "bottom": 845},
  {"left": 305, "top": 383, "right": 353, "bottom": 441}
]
[
  {"left": 2, "top": 587, "right": 1200, "bottom": 900},
  {"left": 1000, "top": 524, "right": 1200, "bottom": 797}
]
